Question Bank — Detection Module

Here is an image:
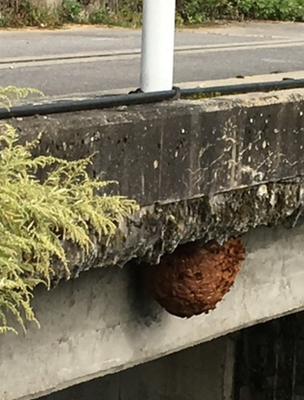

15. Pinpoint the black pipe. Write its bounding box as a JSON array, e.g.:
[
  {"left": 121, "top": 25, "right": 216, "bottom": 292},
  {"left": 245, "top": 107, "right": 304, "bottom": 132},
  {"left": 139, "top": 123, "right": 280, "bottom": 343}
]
[
  {"left": 1, "top": 78, "right": 304, "bottom": 120},
  {"left": 0, "top": 90, "right": 176, "bottom": 119},
  {"left": 180, "top": 78, "right": 304, "bottom": 97}
]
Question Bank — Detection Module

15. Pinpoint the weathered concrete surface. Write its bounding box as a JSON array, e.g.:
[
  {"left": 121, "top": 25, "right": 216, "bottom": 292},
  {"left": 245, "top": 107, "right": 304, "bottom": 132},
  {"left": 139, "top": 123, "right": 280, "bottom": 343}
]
[
  {"left": 53, "top": 180, "right": 304, "bottom": 282},
  {"left": 2, "top": 222, "right": 304, "bottom": 400},
  {"left": 2, "top": 90, "right": 304, "bottom": 399},
  {"left": 41, "top": 336, "right": 235, "bottom": 400},
  {"left": 10, "top": 89, "right": 304, "bottom": 205},
  {"left": 7, "top": 90, "right": 304, "bottom": 283}
]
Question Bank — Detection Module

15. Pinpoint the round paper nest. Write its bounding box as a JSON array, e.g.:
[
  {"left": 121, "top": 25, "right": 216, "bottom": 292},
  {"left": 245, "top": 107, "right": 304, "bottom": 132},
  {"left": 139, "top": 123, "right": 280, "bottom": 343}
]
[{"left": 143, "top": 237, "right": 245, "bottom": 318}]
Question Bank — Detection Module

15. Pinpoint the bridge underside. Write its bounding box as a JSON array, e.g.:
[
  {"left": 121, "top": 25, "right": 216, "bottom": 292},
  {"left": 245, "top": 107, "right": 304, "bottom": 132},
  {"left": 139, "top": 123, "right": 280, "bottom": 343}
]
[{"left": 2, "top": 217, "right": 304, "bottom": 399}]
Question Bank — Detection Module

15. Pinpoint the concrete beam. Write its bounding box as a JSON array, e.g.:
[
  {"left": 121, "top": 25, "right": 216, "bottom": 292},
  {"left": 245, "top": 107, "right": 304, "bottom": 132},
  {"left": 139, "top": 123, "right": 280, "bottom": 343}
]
[
  {"left": 6, "top": 90, "right": 304, "bottom": 284},
  {"left": 41, "top": 336, "right": 235, "bottom": 400},
  {"left": 10, "top": 89, "right": 304, "bottom": 206},
  {"left": 2, "top": 222, "right": 304, "bottom": 400}
]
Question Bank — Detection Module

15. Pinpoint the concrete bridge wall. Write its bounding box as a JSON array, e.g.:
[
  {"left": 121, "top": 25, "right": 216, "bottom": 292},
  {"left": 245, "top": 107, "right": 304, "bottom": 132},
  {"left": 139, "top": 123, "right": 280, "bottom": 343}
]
[
  {"left": 39, "top": 310, "right": 304, "bottom": 400},
  {"left": 13, "top": 89, "right": 304, "bottom": 207},
  {"left": 2, "top": 90, "right": 304, "bottom": 399}
]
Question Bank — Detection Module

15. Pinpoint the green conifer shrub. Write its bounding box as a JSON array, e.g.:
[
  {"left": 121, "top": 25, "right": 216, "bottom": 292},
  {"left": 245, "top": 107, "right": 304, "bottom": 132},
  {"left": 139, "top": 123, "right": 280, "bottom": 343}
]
[{"left": 0, "top": 87, "right": 139, "bottom": 334}]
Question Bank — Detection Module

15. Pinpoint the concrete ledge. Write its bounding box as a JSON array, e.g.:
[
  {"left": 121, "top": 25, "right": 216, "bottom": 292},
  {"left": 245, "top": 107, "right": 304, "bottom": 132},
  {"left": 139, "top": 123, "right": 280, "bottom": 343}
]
[
  {"left": 52, "top": 180, "right": 304, "bottom": 281},
  {"left": 2, "top": 222, "right": 304, "bottom": 400},
  {"left": 6, "top": 90, "right": 304, "bottom": 281},
  {"left": 10, "top": 89, "right": 304, "bottom": 205}
]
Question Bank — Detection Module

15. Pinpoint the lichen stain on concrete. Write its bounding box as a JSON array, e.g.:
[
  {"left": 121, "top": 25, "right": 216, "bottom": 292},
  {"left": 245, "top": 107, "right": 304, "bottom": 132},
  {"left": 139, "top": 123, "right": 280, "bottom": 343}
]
[{"left": 143, "top": 237, "right": 245, "bottom": 318}]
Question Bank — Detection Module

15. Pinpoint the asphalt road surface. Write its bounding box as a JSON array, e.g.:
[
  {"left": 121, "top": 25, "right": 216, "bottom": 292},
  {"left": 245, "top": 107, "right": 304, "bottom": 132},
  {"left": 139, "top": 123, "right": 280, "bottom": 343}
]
[{"left": 0, "top": 21, "right": 304, "bottom": 97}]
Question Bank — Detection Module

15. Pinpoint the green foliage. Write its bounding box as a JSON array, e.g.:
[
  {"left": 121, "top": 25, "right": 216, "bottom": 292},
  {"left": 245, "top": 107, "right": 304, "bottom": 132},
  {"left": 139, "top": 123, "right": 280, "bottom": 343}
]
[
  {"left": 0, "top": 0, "right": 64, "bottom": 28},
  {"left": 176, "top": 0, "right": 304, "bottom": 22},
  {"left": 0, "top": 86, "right": 43, "bottom": 109},
  {"left": 17, "top": 0, "right": 63, "bottom": 27},
  {"left": 88, "top": 1, "right": 142, "bottom": 27},
  {"left": 176, "top": 0, "right": 234, "bottom": 22},
  {"left": 187, "top": 91, "right": 221, "bottom": 99},
  {"left": 0, "top": 12, "right": 11, "bottom": 27},
  {"left": 1, "top": 0, "right": 303, "bottom": 30},
  {"left": 0, "top": 88, "right": 139, "bottom": 334},
  {"left": 0, "top": 0, "right": 142, "bottom": 28},
  {"left": 62, "top": 0, "right": 84, "bottom": 23},
  {"left": 114, "top": 0, "right": 143, "bottom": 26},
  {"left": 89, "top": 8, "right": 113, "bottom": 25},
  {"left": 236, "top": 0, "right": 304, "bottom": 20}
]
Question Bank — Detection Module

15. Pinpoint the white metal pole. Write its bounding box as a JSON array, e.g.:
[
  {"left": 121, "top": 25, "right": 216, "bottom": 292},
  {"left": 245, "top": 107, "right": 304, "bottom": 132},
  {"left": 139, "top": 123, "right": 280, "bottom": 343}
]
[{"left": 140, "top": 0, "right": 176, "bottom": 93}]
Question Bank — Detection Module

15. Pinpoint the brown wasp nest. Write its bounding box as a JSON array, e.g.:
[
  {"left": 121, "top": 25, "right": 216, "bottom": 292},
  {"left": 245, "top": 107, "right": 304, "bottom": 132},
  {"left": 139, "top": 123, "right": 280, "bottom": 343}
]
[{"left": 143, "top": 237, "right": 245, "bottom": 318}]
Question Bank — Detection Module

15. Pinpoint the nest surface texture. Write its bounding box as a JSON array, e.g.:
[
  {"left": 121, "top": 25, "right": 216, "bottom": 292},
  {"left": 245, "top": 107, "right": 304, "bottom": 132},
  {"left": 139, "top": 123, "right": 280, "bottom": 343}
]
[{"left": 144, "top": 237, "right": 245, "bottom": 318}]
